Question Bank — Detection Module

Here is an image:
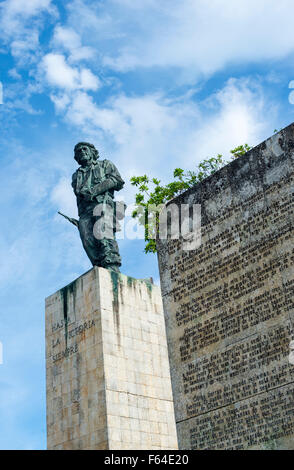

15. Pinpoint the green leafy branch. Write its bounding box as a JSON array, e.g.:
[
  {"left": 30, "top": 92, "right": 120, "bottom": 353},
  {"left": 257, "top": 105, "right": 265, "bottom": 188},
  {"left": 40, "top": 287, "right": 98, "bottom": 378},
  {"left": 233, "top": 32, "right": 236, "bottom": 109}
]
[{"left": 130, "top": 144, "right": 251, "bottom": 254}]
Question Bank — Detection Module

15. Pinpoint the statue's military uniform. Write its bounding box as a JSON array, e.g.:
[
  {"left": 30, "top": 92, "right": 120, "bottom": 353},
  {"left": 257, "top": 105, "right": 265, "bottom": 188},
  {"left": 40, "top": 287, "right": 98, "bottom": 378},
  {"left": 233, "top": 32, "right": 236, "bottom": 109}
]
[{"left": 72, "top": 158, "right": 125, "bottom": 271}]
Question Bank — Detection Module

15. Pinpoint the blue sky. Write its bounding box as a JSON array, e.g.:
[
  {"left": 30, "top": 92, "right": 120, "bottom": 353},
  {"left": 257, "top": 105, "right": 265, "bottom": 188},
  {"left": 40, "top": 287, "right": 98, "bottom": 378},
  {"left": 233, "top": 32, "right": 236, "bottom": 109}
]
[{"left": 1, "top": 0, "right": 294, "bottom": 450}]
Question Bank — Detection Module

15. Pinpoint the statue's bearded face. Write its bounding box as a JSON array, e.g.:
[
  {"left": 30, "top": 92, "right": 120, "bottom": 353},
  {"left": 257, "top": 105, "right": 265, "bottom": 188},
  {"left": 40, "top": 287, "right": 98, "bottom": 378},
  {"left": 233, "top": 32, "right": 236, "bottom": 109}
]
[{"left": 75, "top": 144, "right": 94, "bottom": 167}]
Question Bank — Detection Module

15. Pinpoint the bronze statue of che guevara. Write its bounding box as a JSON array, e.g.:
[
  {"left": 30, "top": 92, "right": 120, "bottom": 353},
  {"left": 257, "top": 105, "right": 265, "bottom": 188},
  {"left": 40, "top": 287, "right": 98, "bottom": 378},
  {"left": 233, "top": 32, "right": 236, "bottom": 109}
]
[{"left": 60, "top": 142, "right": 125, "bottom": 272}]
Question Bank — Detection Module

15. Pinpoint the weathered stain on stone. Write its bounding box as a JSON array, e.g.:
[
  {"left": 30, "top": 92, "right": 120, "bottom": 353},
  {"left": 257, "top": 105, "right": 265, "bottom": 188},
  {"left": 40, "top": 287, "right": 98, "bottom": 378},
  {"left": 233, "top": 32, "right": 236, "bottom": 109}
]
[
  {"left": 60, "top": 280, "right": 76, "bottom": 347},
  {"left": 127, "top": 276, "right": 136, "bottom": 288},
  {"left": 110, "top": 270, "right": 119, "bottom": 306},
  {"left": 110, "top": 270, "right": 123, "bottom": 347},
  {"left": 144, "top": 279, "right": 153, "bottom": 298}
]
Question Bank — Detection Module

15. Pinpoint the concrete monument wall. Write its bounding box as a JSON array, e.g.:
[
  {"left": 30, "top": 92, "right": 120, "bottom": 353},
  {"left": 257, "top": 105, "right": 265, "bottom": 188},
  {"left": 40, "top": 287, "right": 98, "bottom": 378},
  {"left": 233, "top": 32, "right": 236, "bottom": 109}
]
[
  {"left": 157, "top": 123, "right": 294, "bottom": 450},
  {"left": 45, "top": 267, "right": 178, "bottom": 450}
]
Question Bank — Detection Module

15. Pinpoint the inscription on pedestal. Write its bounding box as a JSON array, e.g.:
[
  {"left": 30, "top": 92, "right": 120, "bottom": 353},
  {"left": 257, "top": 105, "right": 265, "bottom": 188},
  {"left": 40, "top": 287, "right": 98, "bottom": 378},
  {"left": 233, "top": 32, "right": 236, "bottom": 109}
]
[{"left": 158, "top": 124, "right": 294, "bottom": 450}]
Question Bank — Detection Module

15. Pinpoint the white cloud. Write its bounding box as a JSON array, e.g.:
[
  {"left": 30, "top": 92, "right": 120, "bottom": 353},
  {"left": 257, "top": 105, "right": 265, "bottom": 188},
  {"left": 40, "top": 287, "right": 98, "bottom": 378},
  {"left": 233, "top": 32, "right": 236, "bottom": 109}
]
[
  {"left": 10, "top": 31, "right": 40, "bottom": 61},
  {"left": 80, "top": 68, "right": 99, "bottom": 89},
  {"left": 41, "top": 53, "right": 100, "bottom": 91},
  {"left": 0, "top": 0, "right": 57, "bottom": 64},
  {"left": 1, "top": 80, "right": 43, "bottom": 115},
  {"left": 184, "top": 77, "right": 273, "bottom": 167},
  {"left": 46, "top": 76, "right": 275, "bottom": 207},
  {"left": 53, "top": 25, "right": 81, "bottom": 50},
  {"left": 50, "top": 93, "right": 71, "bottom": 112},
  {"left": 66, "top": 0, "right": 294, "bottom": 82},
  {"left": 0, "top": 0, "right": 54, "bottom": 32},
  {"left": 8, "top": 68, "right": 22, "bottom": 80},
  {"left": 1, "top": 0, "right": 53, "bottom": 17},
  {"left": 52, "top": 25, "right": 95, "bottom": 62},
  {"left": 42, "top": 53, "right": 79, "bottom": 89}
]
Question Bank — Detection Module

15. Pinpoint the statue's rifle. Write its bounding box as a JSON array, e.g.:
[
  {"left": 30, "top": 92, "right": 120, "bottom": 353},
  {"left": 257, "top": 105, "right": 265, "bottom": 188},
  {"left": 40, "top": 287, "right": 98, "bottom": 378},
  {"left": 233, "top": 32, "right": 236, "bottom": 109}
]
[{"left": 58, "top": 211, "right": 79, "bottom": 228}]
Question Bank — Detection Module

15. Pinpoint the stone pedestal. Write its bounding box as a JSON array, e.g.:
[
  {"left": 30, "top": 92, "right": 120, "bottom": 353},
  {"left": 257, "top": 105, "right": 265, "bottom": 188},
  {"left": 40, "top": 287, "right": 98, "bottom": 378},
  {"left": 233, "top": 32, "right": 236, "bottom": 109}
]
[{"left": 45, "top": 267, "right": 178, "bottom": 450}]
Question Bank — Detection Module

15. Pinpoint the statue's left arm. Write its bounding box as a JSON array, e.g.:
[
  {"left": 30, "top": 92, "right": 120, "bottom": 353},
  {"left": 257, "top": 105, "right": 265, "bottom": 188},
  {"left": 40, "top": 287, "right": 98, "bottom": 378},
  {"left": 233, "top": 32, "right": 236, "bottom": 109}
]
[{"left": 92, "top": 160, "right": 124, "bottom": 197}]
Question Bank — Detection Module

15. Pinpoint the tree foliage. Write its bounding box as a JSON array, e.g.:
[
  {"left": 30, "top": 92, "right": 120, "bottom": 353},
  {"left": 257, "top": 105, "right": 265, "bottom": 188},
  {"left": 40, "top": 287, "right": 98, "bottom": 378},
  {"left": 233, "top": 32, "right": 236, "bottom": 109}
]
[{"left": 130, "top": 144, "right": 251, "bottom": 253}]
